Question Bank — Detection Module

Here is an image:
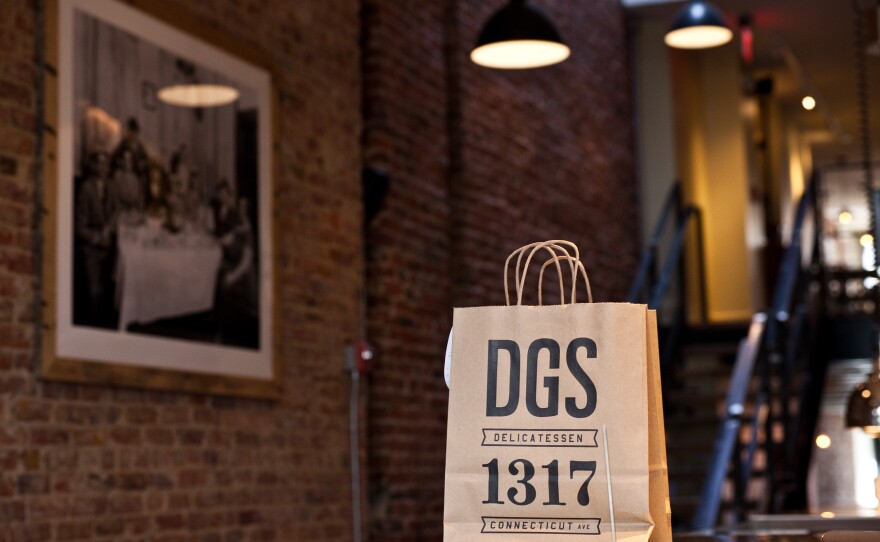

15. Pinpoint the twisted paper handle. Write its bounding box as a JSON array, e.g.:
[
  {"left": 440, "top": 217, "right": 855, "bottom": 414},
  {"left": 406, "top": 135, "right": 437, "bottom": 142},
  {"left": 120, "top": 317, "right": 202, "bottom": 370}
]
[
  {"left": 503, "top": 240, "right": 593, "bottom": 306},
  {"left": 538, "top": 255, "right": 591, "bottom": 306}
]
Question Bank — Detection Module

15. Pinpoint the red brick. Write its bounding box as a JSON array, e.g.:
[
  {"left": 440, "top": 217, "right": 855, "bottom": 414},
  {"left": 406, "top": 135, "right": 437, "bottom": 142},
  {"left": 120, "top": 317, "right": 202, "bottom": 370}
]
[
  {"left": 0, "top": 79, "right": 31, "bottom": 108},
  {"left": 29, "top": 427, "right": 68, "bottom": 446},
  {"left": 44, "top": 448, "right": 77, "bottom": 471},
  {"left": 117, "top": 472, "right": 148, "bottom": 491},
  {"left": 16, "top": 473, "right": 48, "bottom": 495},
  {"left": 20, "top": 449, "right": 38, "bottom": 470},
  {"left": 107, "top": 494, "right": 142, "bottom": 515},
  {"left": 4, "top": 522, "right": 50, "bottom": 542},
  {"left": 11, "top": 399, "right": 48, "bottom": 422},
  {"left": 69, "top": 494, "right": 106, "bottom": 516},
  {"left": 27, "top": 496, "right": 68, "bottom": 520},
  {"left": 55, "top": 520, "right": 92, "bottom": 541},
  {"left": 145, "top": 427, "right": 175, "bottom": 446},
  {"left": 0, "top": 499, "right": 25, "bottom": 522},
  {"left": 0, "top": 155, "right": 17, "bottom": 176},
  {"left": 125, "top": 405, "right": 158, "bottom": 424},
  {"left": 94, "top": 517, "right": 124, "bottom": 537},
  {"left": 109, "top": 427, "right": 141, "bottom": 446},
  {"left": 156, "top": 513, "right": 185, "bottom": 530},
  {"left": 0, "top": 449, "right": 17, "bottom": 470},
  {"left": 168, "top": 492, "right": 191, "bottom": 510},
  {"left": 178, "top": 469, "right": 208, "bottom": 488},
  {"left": 159, "top": 405, "right": 190, "bottom": 425},
  {"left": 177, "top": 428, "right": 205, "bottom": 446}
]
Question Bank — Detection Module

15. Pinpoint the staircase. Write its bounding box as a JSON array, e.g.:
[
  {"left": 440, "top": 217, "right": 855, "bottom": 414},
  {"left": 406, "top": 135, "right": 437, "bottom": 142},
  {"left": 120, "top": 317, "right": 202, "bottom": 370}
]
[
  {"left": 662, "top": 326, "right": 751, "bottom": 529},
  {"left": 630, "top": 179, "right": 823, "bottom": 531}
]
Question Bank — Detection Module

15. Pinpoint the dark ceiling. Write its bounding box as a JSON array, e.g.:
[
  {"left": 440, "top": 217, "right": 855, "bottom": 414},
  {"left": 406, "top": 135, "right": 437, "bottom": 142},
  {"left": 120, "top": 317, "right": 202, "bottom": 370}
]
[{"left": 624, "top": 0, "right": 880, "bottom": 170}]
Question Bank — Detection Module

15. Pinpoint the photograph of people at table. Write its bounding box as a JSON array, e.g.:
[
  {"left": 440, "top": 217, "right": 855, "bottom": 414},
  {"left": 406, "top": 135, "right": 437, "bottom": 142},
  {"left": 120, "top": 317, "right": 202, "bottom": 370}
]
[{"left": 70, "top": 10, "right": 260, "bottom": 350}]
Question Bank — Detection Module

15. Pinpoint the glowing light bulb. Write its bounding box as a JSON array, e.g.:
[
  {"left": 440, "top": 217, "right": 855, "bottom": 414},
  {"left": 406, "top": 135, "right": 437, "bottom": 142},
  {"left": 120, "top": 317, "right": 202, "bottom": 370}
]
[
  {"left": 839, "top": 211, "right": 853, "bottom": 225},
  {"left": 802, "top": 96, "right": 816, "bottom": 111},
  {"left": 815, "top": 434, "right": 831, "bottom": 449},
  {"left": 861, "top": 233, "right": 874, "bottom": 247}
]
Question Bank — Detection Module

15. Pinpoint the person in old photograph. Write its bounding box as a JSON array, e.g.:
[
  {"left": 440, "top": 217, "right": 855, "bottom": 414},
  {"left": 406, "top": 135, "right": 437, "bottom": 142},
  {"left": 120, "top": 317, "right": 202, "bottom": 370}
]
[
  {"left": 166, "top": 144, "right": 203, "bottom": 233},
  {"left": 111, "top": 117, "right": 148, "bottom": 186},
  {"left": 144, "top": 160, "right": 171, "bottom": 226},
  {"left": 70, "top": 11, "right": 266, "bottom": 350},
  {"left": 75, "top": 151, "right": 118, "bottom": 327},
  {"left": 213, "top": 181, "right": 258, "bottom": 347},
  {"left": 111, "top": 148, "right": 144, "bottom": 215}
]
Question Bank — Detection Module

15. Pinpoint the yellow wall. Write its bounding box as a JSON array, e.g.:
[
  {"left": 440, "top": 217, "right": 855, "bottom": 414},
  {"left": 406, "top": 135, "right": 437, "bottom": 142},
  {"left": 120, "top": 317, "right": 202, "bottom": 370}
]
[{"left": 671, "top": 44, "right": 758, "bottom": 323}]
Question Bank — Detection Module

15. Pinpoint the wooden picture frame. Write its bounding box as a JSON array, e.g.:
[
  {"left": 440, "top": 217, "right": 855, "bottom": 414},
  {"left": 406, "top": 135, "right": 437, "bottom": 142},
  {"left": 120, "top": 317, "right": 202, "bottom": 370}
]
[{"left": 41, "top": 0, "right": 280, "bottom": 398}]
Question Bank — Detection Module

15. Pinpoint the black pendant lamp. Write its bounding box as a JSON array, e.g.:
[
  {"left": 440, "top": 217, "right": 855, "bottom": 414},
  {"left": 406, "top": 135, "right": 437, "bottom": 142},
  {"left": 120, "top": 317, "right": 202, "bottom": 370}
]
[
  {"left": 846, "top": 360, "right": 880, "bottom": 436},
  {"left": 664, "top": 0, "right": 733, "bottom": 50},
  {"left": 470, "top": 0, "right": 570, "bottom": 69}
]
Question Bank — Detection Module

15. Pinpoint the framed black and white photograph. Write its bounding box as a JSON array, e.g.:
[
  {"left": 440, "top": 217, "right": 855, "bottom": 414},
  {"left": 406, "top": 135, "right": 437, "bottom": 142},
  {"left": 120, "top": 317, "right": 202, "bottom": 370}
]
[{"left": 42, "top": 0, "right": 278, "bottom": 396}]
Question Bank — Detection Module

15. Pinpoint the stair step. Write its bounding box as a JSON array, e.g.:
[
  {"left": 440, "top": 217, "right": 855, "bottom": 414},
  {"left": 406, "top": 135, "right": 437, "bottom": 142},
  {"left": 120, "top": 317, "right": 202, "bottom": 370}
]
[
  {"left": 670, "top": 496, "right": 761, "bottom": 520},
  {"left": 666, "top": 442, "right": 713, "bottom": 456},
  {"left": 664, "top": 414, "right": 721, "bottom": 425},
  {"left": 667, "top": 463, "right": 712, "bottom": 477},
  {"left": 659, "top": 321, "right": 777, "bottom": 529},
  {"left": 678, "top": 323, "right": 751, "bottom": 344},
  {"left": 680, "top": 342, "right": 741, "bottom": 358},
  {"left": 664, "top": 390, "right": 727, "bottom": 403}
]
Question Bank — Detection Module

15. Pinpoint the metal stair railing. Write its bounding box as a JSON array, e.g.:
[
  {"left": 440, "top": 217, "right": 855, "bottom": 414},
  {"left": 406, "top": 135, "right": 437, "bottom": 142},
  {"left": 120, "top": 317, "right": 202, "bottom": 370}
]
[
  {"left": 628, "top": 182, "right": 683, "bottom": 304},
  {"left": 628, "top": 182, "right": 707, "bottom": 373},
  {"left": 690, "top": 177, "right": 818, "bottom": 531},
  {"left": 691, "top": 312, "right": 766, "bottom": 531}
]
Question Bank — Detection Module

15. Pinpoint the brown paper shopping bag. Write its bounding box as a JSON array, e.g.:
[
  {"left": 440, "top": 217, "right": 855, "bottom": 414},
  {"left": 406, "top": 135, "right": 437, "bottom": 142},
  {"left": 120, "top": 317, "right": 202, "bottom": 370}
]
[{"left": 443, "top": 241, "right": 670, "bottom": 542}]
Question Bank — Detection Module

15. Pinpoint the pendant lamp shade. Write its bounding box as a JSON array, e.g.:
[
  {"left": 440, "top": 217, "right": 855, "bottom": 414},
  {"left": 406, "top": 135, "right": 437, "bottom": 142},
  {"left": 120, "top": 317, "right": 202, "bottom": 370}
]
[
  {"left": 846, "top": 362, "right": 880, "bottom": 437},
  {"left": 157, "top": 84, "right": 240, "bottom": 108},
  {"left": 664, "top": 0, "right": 733, "bottom": 50},
  {"left": 470, "top": 0, "right": 570, "bottom": 69},
  {"left": 158, "top": 58, "right": 240, "bottom": 108}
]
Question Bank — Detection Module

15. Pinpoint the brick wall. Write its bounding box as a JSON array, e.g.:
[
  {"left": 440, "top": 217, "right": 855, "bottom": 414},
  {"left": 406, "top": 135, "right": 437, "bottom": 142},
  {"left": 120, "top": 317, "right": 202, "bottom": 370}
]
[
  {"left": 364, "top": 1, "right": 638, "bottom": 542},
  {"left": 453, "top": 1, "right": 639, "bottom": 306},
  {"left": 2, "top": 1, "right": 363, "bottom": 541},
  {"left": 1, "top": 0, "right": 637, "bottom": 540},
  {"left": 362, "top": 1, "right": 452, "bottom": 539}
]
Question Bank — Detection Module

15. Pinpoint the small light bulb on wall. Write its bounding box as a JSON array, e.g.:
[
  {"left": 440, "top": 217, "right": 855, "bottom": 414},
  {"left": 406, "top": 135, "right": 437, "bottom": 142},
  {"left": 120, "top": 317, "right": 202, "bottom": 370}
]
[
  {"left": 862, "top": 233, "right": 875, "bottom": 247},
  {"left": 839, "top": 210, "right": 853, "bottom": 225},
  {"left": 802, "top": 96, "right": 816, "bottom": 110},
  {"left": 815, "top": 434, "right": 831, "bottom": 449}
]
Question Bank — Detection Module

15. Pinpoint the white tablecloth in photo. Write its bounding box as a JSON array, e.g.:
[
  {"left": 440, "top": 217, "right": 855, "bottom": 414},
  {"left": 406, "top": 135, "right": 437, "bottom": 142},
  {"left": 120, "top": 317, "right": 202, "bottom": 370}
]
[{"left": 117, "top": 221, "right": 222, "bottom": 331}]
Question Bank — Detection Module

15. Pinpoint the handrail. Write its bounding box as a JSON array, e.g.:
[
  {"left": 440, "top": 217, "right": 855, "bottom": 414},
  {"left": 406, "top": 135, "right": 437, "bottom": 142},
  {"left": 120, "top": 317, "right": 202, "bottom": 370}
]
[
  {"left": 627, "top": 182, "right": 707, "bottom": 378},
  {"left": 691, "top": 313, "right": 767, "bottom": 532},
  {"left": 691, "top": 177, "right": 818, "bottom": 530},
  {"left": 765, "top": 181, "right": 816, "bottom": 349},
  {"left": 628, "top": 181, "right": 706, "bottom": 320},
  {"left": 649, "top": 206, "right": 701, "bottom": 310},
  {"left": 628, "top": 182, "right": 681, "bottom": 303}
]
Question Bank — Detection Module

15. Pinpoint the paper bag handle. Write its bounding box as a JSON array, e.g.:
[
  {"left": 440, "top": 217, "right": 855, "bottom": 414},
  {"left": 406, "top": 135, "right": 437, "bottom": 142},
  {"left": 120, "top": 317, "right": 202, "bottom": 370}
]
[
  {"left": 505, "top": 241, "right": 572, "bottom": 305},
  {"left": 504, "top": 240, "right": 593, "bottom": 306},
  {"left": 538, "top": 255, "right": 592, "bottom": 306},
  {"left": 509, "top": 241, "right": 590, "bottom": 305}
]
